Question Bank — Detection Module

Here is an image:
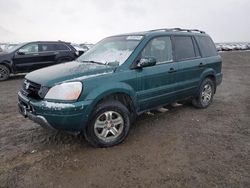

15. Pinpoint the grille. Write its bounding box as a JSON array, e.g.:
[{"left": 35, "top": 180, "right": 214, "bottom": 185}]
[{"left": 21, "top": 79, "right": 47, "bottom": 99}]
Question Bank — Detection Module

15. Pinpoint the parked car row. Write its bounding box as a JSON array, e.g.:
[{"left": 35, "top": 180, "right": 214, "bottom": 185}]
[
  {"left": 79, "top": 43, "right": 94, "bottom": 51},
  {"left": 71, "top": 43, "right": 86, "bottom": 56},
  {"left": 215, "top": 42, "right": 250, "bottom": 51}
]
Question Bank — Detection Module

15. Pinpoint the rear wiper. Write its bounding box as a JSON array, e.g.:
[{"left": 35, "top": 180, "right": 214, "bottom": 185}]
[{"left": 80, "top": 60, "right": 105, "bottom": 65}]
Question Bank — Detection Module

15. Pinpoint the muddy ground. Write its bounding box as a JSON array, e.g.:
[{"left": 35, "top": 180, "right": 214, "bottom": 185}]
[{"left": 0, "top": 51, "right": 250, "bottom": 188}]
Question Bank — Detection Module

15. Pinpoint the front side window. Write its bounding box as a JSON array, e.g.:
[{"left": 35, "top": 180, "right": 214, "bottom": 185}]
[
  {"left": 19, "top": 43, "right": 38, "bottom": 53},
  {"left": 174, "top": 36, "right": 196, "bottom": 61},
  {"left": 141, "top": 36, "right": 173, "bottom": 64},
  {"left": 78, "top": 35, "right": 143, "bottom": 65}
]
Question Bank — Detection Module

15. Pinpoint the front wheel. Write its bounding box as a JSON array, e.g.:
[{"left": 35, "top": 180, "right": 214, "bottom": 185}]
[
  {"left": 192, "top": 78, "right": 215, "bottom": 108},
  {"left": 84, "top": 100, "right": 131, "bottom": 147},
  {"left": 0, "top": 64, "right": 10, "bottom": 81}
]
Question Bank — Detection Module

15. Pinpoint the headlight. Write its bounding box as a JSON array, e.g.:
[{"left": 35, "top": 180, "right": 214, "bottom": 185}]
[{"left": 45, "top": 82, "right": 82, "bottom": 100}]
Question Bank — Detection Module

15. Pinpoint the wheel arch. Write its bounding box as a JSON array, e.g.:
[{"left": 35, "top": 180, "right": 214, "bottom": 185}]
[
  {"left": 84, "top": 84, "right": 138, "bottom": 127},
  {"left": 0, "top": 60, "right": 12, "bottom": 73},
  {"left": 95, "top": 92, "right": 136, "bottom": 114},
  {"left": 199, "top": 69, "right": 217, "bottom": 93},
  {"left": 91, "top": 90, "right": 137, "bottom": 113}
]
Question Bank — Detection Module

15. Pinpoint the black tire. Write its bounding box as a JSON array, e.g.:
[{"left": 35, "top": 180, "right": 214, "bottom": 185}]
[
  {"left": 84, "top": 100, "right": 131, "bottom": 147},
  {"left": 0, "top": 64, "right": 10, "bottom": 81},
  {"left": 192, "top": 78, "right": 215, "bottom": 109}
]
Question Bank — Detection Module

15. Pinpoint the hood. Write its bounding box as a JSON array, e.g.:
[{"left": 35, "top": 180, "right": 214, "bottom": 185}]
[
  {"left": 0, "top": 51, "right": 11, "bottom": 59},
  {"left": 25, "top": 61, "right": 115, "bottom": 86}
]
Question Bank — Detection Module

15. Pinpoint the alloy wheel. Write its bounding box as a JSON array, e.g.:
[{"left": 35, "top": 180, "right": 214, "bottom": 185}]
[
  {"left": 94, "top": 111, "right": 124, "bottom": 143},
  {"left": 201, "top": 84, "right": 212, "bottom": 105}
]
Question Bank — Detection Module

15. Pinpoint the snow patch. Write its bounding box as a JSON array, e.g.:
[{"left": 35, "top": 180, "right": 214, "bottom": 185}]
[
  {"left": 67, "top": 71, "right": 113, "bottom": 82},
  {"left": 126, "top": 36, "right": 143, "bottom": 40},
  {"left": 42, "top": 101, "right": 74, "bottom": 110},
  {"left": 84, "top": 49, "right": 132, "bottom": 65}
]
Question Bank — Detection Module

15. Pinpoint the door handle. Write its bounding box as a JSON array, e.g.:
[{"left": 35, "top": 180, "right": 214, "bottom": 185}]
[
  {"left": 32, "top": 53, "right": 39, "bottom": 56},
  {"left": 168, "top": 67, "right": 177, "bottom": 73}
]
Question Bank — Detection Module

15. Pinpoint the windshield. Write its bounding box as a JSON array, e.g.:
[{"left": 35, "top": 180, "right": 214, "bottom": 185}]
[
  {"left": 5, "top": 43, "right": 24, "bottom": 53},
  {"left": 77, "top": 35, "right": 143, "bottom": 65}
]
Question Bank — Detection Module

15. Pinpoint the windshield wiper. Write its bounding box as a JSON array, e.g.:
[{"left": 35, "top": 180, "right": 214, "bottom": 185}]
[{"left": 80, "top": 60, "right": 105, "bottom": 65}]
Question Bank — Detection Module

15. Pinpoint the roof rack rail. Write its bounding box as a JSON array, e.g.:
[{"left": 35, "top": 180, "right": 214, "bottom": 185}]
[{"left": 148, "top": 28, "right": 205, "bottom": 34}]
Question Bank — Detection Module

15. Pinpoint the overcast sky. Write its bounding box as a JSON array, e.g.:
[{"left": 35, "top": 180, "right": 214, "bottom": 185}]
[{"left": 0, "top": 0, "right": 249, "bottom": 43}]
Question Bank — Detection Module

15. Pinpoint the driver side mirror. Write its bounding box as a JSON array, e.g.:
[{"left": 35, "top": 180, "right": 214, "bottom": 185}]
[
  {"left": 137, "top": 57, "right": 157, "bottom": 68},
  {"left": 17, "top": 50, "right": 25, "bottom": 55}
]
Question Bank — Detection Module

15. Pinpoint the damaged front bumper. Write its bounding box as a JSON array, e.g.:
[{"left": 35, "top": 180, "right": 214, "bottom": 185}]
[
  {"left": 18, "top": 92, "right": 93, "bottom": 132},
  {"left": 18, "top": 103, "right": 55, "bottom": 130}
]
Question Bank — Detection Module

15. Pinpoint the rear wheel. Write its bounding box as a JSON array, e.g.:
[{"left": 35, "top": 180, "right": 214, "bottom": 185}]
[
  {"left": 84, "top": 100, "right": 131, "bottom": 147},
  {"left": 0, "top": 64, "right": 10, "bottom": 81},
  {"left": 192, "top": 78, "right": 215, "bottom": 108}
]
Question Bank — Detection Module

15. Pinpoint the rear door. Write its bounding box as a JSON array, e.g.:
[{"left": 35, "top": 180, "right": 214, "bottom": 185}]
[
  {"left": 173, "top": 35, "right": 204, "bottom": 99},
  {"left": 136, "top": 36, "right": 178, "bottom": 111},
  {"left": 195, "top": 36, "right": 221, "bottom": 74},
  {"left": 35, "top": 43, "right": 58, "bottom": 69},
  {"left": 54, "top": 43, "right": 74, "bottom": 62}
]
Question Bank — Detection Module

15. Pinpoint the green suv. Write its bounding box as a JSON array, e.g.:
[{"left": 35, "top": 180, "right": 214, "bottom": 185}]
[{"left": 18, "top": 28, "right": 222, "bottom": 147}]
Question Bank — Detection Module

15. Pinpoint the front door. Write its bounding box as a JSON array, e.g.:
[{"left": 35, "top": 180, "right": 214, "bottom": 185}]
[
  {"left": 136, "top": 36, "right": 178, "bottom": 111},
  {"left": 13, "top": 43, "right": 41, "bottom": 72}
]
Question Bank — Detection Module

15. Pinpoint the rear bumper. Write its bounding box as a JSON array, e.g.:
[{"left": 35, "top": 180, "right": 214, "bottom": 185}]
[{"left": 18, "top": 92, "right": 93, "bottom": 131}]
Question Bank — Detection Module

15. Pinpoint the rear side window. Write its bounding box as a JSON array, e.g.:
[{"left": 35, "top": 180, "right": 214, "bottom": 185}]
[
  {"left": 174, "top": 36, "right": 196, "bottom": 61},
  {"left": 196, "top": 36, "right": 217, "bottom": 57},
  {"left": 141, "top": 36, "right": 173, "bottom": 64},
  {"left": 39, "top": 43, "right": 56, "bottom": 52}
]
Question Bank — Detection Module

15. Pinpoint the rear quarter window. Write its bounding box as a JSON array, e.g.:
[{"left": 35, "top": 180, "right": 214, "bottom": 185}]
[
  {"left": 196, "top": 36, "right": 217, "bottom": 57},
  {"left": 173, "top": 36, "right": 196, "bottom": 61},
  {"left": 55, "top": 43, "right": 70, "bottom": 51}
]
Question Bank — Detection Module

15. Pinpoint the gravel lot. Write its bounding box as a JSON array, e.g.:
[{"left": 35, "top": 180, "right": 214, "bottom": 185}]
[{"left": 0, "top": 51, "right": 250, "bottom": 188}]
